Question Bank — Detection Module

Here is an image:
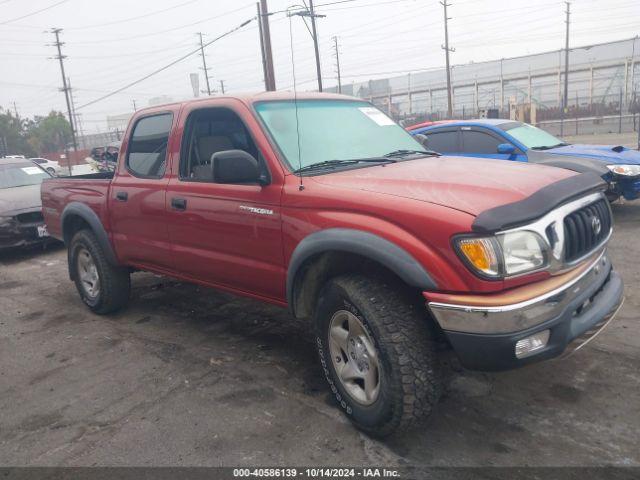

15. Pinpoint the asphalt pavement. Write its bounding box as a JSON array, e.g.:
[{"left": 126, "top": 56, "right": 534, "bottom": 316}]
[{"left": 0, "top": 201, "right": 638, "bottom": 467}]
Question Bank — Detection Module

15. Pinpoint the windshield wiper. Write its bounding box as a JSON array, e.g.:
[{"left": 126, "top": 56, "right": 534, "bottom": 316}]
[
  {"left": 531, "top": 142, "right": 569, "bottom": 151},
  {"left": 383, "top": 149, "right": 440, "bottom": 158},
  {"left": 293, "top": 158, "right": 396, "bottom": 174}
]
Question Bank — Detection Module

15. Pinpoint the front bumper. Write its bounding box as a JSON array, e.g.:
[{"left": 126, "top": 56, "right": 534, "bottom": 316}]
[
  {"left": 425, "top": 250, "right": 624, "bottom": 371},
  {"left": 610, "top": 176, "right": 640, "bottom": 201},
  {"left": 0, "top": 215, "right": 51, "bottom": 250}
]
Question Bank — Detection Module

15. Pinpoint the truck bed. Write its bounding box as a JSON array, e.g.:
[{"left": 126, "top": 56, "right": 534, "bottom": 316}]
[
  {"left": 41, "top": 175, "right": 112, "bottom": 241},
  {"left": 56, "top": 171, "right": 114, "bottom": 180}
]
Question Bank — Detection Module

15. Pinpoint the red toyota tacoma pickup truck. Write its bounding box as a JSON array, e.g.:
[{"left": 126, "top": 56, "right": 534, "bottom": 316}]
[{"left": 42, "top": 92, "right": 624, "bottom": 436}]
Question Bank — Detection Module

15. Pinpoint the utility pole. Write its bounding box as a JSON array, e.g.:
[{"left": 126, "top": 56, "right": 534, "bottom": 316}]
[
  {"left": 289, "top": 2, "right": 326, "bottom": 92},
  {"left": 561, "top": 2, "right": 570, "bottom": 136},
  {"left": 440, "top": 1, "right": 455, "bottom": 118},
  {"left": 12, "top": 101, "right": 19, "bottom": 119},
  {"left": 332, "top": 36, "right": 342, "bottom": 94},
  {"left": 309, "top": 0, "right": 323, "bottom": 92},
  {"left": 132, "top": 99, "right": 137, "bottom": 111},
  {"left": 219, "top": 80, "right": 226, "bottom": 94},
  {"left": 67, "top": 77, "right": 84, "bottom": 145},
  {"left": 198, "top": 32, "right": 212, "bottom": 96},
  {"left": 257, "top": 3, "right": 268, "bottom": 90},
  {"left": 259, "top": 0, "right": 276, "bottom": 91},
  {"left": 563, "top": 2, "right": 570, "bottom": 111},
  {"left": 50, "top": 28, "right": 77, "bottom": 175}
]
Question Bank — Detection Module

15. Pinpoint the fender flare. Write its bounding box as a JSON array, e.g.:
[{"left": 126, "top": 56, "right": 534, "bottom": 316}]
[
  {"left": 286, "top": 228, "right": 437, "bottom": 312},
  {"left": 61, "top": 202, "right": 119, "bottom": 266}
]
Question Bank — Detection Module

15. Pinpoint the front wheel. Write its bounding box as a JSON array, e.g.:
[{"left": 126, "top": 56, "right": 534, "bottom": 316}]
[
  {"left": 69, "top": 229, "right": 130, "bottom": 314},
  {"left": 314, "top": 274, "right": 441, "bottom": 437}
]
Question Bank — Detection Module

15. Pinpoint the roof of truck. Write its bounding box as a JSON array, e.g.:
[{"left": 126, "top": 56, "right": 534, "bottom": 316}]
[{"left": 135, "top": 91, "right": 362, "bottom": 115}]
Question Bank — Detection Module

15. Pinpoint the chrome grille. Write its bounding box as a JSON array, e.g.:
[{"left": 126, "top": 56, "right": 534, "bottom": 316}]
[{"left": 563, "top": 199, "right": 611, "bottom": 263}]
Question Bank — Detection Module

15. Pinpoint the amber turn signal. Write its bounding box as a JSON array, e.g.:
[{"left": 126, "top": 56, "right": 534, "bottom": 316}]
[{"left": 457, "top": 237, "right": 500, "bottom": 277}]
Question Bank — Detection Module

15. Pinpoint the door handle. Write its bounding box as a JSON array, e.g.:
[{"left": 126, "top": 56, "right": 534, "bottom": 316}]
[
  {"left": 115, "top": 191, "right": 128, "bottom": 201},
  {"left": 171, "top": 197, "right": 187, "bottom": 210}
]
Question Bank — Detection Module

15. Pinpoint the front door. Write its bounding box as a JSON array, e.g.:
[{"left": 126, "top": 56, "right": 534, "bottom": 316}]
[
  {"left": 460, "top": 127, "right": 527, "bottom": 161},
  {"left": 165, "top": 102, "right": 285, "bottom": 301}
]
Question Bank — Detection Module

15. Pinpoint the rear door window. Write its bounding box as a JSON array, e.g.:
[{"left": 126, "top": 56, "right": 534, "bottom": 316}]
[{"left": 126, "top": 113, "right": 173, "bottom": 178}]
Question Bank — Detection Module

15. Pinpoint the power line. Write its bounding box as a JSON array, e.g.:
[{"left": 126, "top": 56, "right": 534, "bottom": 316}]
[
  {"left": 76, "top": 17, "right": 254, "bottom": 110},
  {"left": 67, "top": 2, "right": 255, "bottom": 44},
  {"left": 67, "top": 0, "right": 199, "bottom": 30},
  {"left": 0, "top": 0, "right": 69, "bottom": 25}
]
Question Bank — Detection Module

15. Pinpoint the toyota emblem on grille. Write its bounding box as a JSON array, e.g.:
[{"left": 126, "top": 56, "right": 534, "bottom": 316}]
[{"left": 591, "top": 215, "right": 602, "bottom": 235}]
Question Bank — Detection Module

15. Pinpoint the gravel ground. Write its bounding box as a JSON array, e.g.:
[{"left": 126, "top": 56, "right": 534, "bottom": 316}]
[{"left": 0, "top": 201, "right": 638, "bottom": 467}]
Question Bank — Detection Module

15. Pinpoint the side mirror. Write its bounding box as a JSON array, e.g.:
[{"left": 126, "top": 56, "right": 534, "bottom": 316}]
[
  {"left": 414, "top": 133, "right": 429, "bottom": 148},
  {"left": 211, "top": 150, "right": 268, "bottom": 185},
  {"left": 497, "top": 143, "right": 516, "bottom": 155}
]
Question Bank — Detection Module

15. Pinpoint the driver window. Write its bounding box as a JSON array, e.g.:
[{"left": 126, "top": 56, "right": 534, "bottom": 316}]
[
  {"left": 461, "top": 130, "right": 502, "bottom": 154},
  {"left": 180, "top": 108, "right": 260, "bottom": 182}
]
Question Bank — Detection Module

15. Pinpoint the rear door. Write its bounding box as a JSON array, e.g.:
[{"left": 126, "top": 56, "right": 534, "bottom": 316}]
[
  {"left": 164, "top": 100, "right": 285, "bottom": 301},
  {"left": 108, "top": 111, "right": 176, "bottom": 271}
]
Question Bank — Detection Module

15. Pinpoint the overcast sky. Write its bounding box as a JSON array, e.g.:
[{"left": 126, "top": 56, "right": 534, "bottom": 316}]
[{"left": 1, "top": 0, "right": 638, "bottom": 132}]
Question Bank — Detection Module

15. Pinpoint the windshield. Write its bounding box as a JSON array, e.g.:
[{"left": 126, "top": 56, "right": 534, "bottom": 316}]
[
  {"left": 255, "top": 100, "right": 426, "bottom": 171},
  {"left": 500, "top": 122, "right": 566, "bottom": 150},
  {"left": 0, "top": 163, "right": 50, "bottom": 188}
]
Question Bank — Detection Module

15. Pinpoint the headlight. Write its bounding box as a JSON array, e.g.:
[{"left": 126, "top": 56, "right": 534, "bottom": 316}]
[
  {"left": 607, "top": 164, "right": 640, "bottom": 176},
  {"left": 455, "top": 231, "right": 548, "bottom": 279},
  {"left": 497, "top": 230, "right": 547, "bottom": 275}
]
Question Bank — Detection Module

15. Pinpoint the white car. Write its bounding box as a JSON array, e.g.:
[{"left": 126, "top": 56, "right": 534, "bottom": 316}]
[{"left": 30, "top": 157, "right": 63, "bottom": 176}]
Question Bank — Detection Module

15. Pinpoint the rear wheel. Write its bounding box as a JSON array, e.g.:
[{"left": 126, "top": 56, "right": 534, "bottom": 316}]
[
  {"left": 314, "top": 274, "right": 442, "bottom": 437},
  {"left": 70, "top": 230, "right": 130, "bottom": 314}
]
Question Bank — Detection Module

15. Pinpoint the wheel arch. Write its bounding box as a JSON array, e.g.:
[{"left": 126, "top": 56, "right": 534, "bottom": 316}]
[
  {"left": 287, "top": 228, "right": 437, "bottom": 319},
  {"left": 61, "top": 202, "right": 119, "bottom": 277}
]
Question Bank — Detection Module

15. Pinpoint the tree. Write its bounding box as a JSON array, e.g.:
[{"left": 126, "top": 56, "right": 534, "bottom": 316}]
[
  {"left": 0, "top": 108, "right": 71, "bottom": 157},
  {"left": 0, "top": 108, "right": 33, "bottom": 156},
  {"left": 26, "top": 111, "right": 72, "bottom": 154}
]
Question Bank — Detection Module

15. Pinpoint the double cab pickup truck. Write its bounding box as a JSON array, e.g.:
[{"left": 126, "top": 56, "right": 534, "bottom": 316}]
[{"left": 42, "top": 92, "right": 624, "bottom": 437}]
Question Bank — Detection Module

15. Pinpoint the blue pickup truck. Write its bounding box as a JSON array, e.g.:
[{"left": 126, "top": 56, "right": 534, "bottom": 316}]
[{"left": 409, "top": 119, "right": 640, "bottom": 201}]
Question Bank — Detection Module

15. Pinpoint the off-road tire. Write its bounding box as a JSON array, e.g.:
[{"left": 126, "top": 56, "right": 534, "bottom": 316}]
[
  {"left": 69, "top": 229, "right": 130, "bottom": 314},
  {"left": 314, "top": 274, "right": 442, "bottom": 437}
]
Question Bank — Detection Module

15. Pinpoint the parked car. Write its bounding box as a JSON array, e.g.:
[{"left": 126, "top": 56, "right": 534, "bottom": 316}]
[
  {"left": 85, "top": 143, "right": 120, "bottom": 173},
  {"left": 30, "top": 157, "right": 63, "bottom": 176},
  {"left": 42, "top": 93, "right": 623, "bottom": 436},
  {"left": 0, "top": 158, "right": 52, "bottom": 249},
  {"left": 408, "top": 119, "right": 640, "bottom": 201}
]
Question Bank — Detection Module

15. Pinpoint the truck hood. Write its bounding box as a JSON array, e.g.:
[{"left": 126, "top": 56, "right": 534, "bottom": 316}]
[
  {"left": 547, "top": 144, "right": 640, "bottom": 165},
  {"left": 311, "top": 156, "right": 575, "bottom": 216},
  {"left": 0, "top": 184, "right": 42, "bottom": 215}
]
